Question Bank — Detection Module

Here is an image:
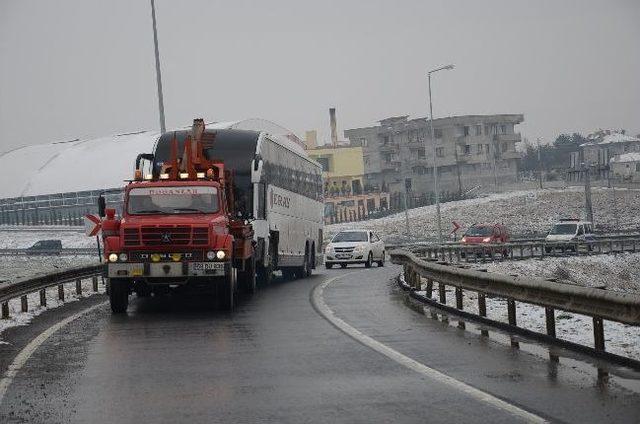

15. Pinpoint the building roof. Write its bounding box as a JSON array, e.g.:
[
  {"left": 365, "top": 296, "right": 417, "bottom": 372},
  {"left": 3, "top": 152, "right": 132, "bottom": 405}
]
[
  {"left": 610, "top": 152, "right": 640, "bottom": 163},
  {"left": 581, "top": 132, "right": 640, "bottom": 147},
  {"left": 345, "top": 113, "right": 524, "bottom": 134},
  {"left": 0, "top": 119, "right": 302, "bottom": 199}
]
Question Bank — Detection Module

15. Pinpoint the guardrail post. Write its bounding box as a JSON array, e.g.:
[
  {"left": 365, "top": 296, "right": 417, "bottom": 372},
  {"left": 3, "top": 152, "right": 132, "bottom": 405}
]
[
  {"left": 478, "top": 293, "right": 488, "bottom": 336},
  {"left": 425, "top": 279, "right": 433, "bottom": 298},
  {"left": 455, "top": 287, "right": 465, "bottom": 329},
  {"left": 92, "top": 276, "right": 99, "bottom": 292},
  {"left": 507, "top": 299, "right": 519, "bottom": 348},
  {"left": 593, "top": 316, "right": 605, "bottom": 351},
  {"left": 1, "top": 302, "right": 8, "bottom": 319},
  {"left": 76, "top": 278, "right": 82, "bottom": 295},
  {"left": 455, "top": 249, "right": 461, "bottom": 263},
  {"left": 58, "top": 284, "right": 65, "bottom": 301},
  {"left": 633, "top": 240, "right": 637, "bottom": 253},
  {"left": 519, "top": 245, "right": 524, "bottom": 259},
  {"left": 545, "top": 307, "right": 556, "bottom": 338},
  {"left": 40, "top": 289, "right": 47, "bottom": 307},
  {"left": 21, "top": 295, "right": 28, "bottom": 313},
  {"left": 438, "top": 283, "right": 446, "bottom": 304},
  {"left": 448, "top": 248, "right": 452, "bottom": 262},
  {"left": 609, "top": 241, "right": 613, "bottom": 253}
]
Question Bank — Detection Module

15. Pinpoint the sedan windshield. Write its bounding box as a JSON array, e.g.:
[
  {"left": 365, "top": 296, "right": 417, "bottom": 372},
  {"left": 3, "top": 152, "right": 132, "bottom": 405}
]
[
  {"left": 127, "top": 186, "right": 219, "bottom": 215},
  {"left": 332, "top": 231, "right": 368, "bottom": 242},
  {"left": 465, "top": 226, "right": 492, "bottom": 237},
  {"left": 549, "top": 223, "right": 577, "bottom": 235}
]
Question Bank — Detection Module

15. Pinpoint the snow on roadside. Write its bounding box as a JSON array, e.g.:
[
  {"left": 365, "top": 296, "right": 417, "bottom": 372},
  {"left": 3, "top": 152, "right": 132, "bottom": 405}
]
[
  {"left": 0, "top": 227, "right": 95, "bottom": 249},
  {"left": 478, "top": 253, "right": 640, "bottom": 294},
  {"left": 0, "top": 256, "right": 99, "bottom": 284},
  {"left": 327, "top": 187, "right": 640, "bottom": 242}
]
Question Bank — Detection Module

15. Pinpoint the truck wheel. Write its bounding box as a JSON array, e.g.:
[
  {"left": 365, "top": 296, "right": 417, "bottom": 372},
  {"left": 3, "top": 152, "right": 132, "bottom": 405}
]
[
  {"left": 365, "top": 252, "right": 373, "bottom": 268},
  {"left": 257, "top": 263, "right": 273, "bottom": 286},
  {"left": 109, "top": 279, "right": 129, "bottom": 314},
  {"left": 282, "top": 268, "right": 295, "bottom": 280},
  {"left": 220, "top": 269, "right": 237, "bottom": 311},
  {"left": 239, "top": 256, "right": 257, "bottom": 295}
]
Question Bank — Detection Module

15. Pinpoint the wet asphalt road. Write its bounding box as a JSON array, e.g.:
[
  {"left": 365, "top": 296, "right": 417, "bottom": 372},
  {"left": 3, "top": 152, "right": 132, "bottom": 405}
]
[{"left": 1, "top": 265, "right": 639, "bottom": 423}]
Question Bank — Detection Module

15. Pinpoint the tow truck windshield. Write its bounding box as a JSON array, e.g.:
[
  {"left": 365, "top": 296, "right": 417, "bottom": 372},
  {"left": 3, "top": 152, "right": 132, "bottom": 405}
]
[{"left": 127, "top": 186, "right": 219, "bottom": 215}]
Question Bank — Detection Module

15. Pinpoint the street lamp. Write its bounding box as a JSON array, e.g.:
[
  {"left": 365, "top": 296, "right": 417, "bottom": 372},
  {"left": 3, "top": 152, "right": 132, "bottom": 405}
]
[
  {"left": 426, "top": 64, "right": 454, "bottom": 243},
  {"left": 150, "top": 0, "right": 166, "bottom": 133}
]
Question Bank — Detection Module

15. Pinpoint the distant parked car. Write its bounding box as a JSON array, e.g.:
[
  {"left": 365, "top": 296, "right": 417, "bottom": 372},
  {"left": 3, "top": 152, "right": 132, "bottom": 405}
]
[
  {"left": 26, "top": 239, "right": 62, "bottom": 255},
  {"left": 545, "top": 219, "right": 594, "bottom": 252},
  {"left": 460, "top": 224, "right": 509, "bottom": 245},
  {"left": 324, "top": 230, "right": 385, "bottom": 269}
]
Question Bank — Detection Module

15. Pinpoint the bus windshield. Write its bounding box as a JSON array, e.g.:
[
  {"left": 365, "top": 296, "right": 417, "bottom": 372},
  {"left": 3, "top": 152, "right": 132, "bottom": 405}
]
[{"left": 127, "top": 186, "right": 219, "bottom": 215}]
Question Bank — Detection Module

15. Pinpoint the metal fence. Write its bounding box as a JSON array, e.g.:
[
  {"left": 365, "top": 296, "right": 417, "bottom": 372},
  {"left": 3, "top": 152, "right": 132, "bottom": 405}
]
[
  {"left": 390, "top": 249, "right": 640, "bottom": 370},
  {"left": 0, "top": 264, "right": 104, "bottom": 319}
]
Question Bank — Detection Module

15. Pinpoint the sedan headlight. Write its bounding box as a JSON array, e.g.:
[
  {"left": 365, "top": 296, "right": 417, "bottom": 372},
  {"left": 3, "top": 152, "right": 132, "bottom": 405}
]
[
  {"left": 108, "top": 253, "right": 118, "bottom": 263},
  {"left": 482, "top": 237, "right": 491, "bottom": 243}
]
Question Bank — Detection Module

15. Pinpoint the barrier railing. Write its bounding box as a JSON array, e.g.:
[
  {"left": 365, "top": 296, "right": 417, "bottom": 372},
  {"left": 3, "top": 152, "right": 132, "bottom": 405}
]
[
  {"left": 390, "top": 249, "right": 640, "bottom": 370},
  {"left": 0, "top": 264, "right": 104, "bottom": 319}
]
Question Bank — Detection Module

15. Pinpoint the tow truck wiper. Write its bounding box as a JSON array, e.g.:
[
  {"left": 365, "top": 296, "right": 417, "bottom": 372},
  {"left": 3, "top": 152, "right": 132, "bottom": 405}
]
[
  {"left": 172, "top": 208, "right": 207, "bottom": 213},
  {"left": 134, "top": 209, "right": 165, "bottom": 214}
]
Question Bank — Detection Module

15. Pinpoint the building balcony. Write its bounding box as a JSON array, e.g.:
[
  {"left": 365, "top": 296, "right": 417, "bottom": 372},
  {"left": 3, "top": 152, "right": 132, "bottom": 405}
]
[
  {"left": 379, "top": 142, "right": 400, "bottom": 152},
  {"left": 494, "top": 133, "right": 521, "bottom": 143},
  {"left": 499, "top": 150, "right": 523, "bottom": 160},
  {"left": 381, "top": 160, "right": 401, "bottom": 171}
]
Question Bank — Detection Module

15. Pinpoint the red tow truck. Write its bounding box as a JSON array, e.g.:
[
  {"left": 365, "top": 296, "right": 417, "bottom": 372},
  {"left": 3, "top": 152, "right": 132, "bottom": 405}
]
[{"left": 97, "top": 119, "right": 256, "bottom": 313}]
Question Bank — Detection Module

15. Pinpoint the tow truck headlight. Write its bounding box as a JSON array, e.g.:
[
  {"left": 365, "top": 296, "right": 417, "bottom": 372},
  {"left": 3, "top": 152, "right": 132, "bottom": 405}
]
[
  {"left": 216, "top": 250, "right": 226, "bottom": 260},
  {"left": 108, "top": 253, "right": 118, "bottom": 263},
  {"left": 482, "top": 237, "right": 491, "bottom": 243},
  {"left": 118, "top": 253, "right": 128, "bottom": 262},
  {"left": 206, "top": 250, "right": 216, "bottom": 260}
]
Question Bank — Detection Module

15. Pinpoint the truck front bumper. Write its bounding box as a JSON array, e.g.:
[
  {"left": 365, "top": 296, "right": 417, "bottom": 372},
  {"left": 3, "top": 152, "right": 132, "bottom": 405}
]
[{"left": 107, "top": 262, "right": 229, "bottom": 279}]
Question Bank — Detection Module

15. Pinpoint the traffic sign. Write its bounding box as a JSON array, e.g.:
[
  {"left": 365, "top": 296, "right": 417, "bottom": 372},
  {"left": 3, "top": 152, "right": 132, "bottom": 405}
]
[{"left": 84, "top": 214, "right": 102, "bottom": 237}]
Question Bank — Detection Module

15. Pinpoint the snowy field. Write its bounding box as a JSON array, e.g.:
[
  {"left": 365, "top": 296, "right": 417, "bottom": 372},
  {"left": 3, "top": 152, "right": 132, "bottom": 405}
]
[
  {"left": 477, "top": 252, "right": 640, "bottom": 294},
  {"left": 0, "top": 226, "right": 93, "bottom": 249},
  {"left": 0, "top": 256, "right": 100, "bottom": 284},
  {"left": 327, "top": 186, "right": 640, "bottom": 243}
]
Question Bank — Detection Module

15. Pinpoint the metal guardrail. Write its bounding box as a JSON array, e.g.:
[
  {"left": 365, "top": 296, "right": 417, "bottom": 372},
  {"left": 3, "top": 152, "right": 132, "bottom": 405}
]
[
  {"left": 0, "top": 264, "right": 104, "bottom": 319},
  {"left": 409, "top": 237, "right": 640, "bottom": 263},
  {"left": 0, "top": 248, "right": 98, "bottom": 256},
  {"left": 390, "top": 249, "right": 640, "bottom": 370}
]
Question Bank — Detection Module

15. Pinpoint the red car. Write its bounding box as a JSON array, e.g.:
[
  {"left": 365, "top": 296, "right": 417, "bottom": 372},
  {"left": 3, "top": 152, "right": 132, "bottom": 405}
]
[{"left": 461, "top": 224, "right": 509, "bottom": 244}]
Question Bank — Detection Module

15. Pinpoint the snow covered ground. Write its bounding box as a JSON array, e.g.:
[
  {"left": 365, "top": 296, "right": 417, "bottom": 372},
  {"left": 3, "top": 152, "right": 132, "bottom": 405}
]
[
  {"left": 477, "top": 252, "right": 640, "bottom": 294},
  {"left": 0, "top": 226, "right": 94, "bottom": 249},
  {"left": 0, "top": 256, "right": 100, "bottom": 284},
  {"left": 327, "top": 186, "right": 640, "bottom": 243}
]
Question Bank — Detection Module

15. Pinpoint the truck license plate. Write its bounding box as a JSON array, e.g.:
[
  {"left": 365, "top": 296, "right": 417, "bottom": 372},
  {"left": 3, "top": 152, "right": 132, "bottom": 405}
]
[{"left": 194, "top": 262, "right": 225, "bottom": 271}]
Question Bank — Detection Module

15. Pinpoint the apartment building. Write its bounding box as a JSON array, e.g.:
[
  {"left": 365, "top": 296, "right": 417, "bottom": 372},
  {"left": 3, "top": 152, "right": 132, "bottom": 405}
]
[{"left": 344, "top": 114, "right": 524, "bottom": 197}]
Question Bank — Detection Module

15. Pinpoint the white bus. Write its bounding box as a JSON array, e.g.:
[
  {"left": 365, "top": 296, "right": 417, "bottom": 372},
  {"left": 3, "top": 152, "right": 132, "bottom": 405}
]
[{"left": 148, "top": 121, "right": 324, "bottom": 284}]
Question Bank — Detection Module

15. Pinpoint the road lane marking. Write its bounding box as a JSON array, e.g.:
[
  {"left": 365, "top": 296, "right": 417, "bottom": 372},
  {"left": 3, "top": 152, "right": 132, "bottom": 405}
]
[
  {"left": 0, "top": 301, "right": 108, "bottom": 404},
  {"left": 311, "top": 273, "right": 547, "bottom": 424}
]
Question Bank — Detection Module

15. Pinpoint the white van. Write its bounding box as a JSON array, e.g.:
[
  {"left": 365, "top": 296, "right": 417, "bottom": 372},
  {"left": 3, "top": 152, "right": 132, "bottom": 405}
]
[{"left": 545, "top": 219, "right": 595, "bottom": 252}]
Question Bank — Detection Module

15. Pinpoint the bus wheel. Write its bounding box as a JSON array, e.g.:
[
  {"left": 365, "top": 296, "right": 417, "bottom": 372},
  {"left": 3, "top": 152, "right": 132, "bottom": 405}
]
[{"left": 109, "top": 279, "right": 129, "bottom": 314}]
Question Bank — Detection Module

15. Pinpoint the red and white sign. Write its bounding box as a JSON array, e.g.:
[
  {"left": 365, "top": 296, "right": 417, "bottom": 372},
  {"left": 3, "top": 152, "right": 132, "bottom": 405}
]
[{"left": 84, "top": 214, "right": 102, "bottom": 236}]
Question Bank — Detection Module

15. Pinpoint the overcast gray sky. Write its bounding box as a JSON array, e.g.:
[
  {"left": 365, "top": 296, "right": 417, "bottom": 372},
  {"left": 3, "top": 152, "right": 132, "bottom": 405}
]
[{"left": 1, "top": 0, "right": 638, "bottom": 152}]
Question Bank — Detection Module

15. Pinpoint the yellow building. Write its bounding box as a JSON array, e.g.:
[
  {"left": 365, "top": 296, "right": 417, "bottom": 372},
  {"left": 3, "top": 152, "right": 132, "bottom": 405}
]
[
  {"left": 307, "top": 145, "right": 365, "bottom": 196},
  {"left": 306, "top": 144, "right": 390, "bottom": 224}
]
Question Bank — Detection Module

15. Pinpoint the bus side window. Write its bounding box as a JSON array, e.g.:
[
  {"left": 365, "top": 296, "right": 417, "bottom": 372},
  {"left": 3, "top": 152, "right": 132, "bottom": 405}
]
[{"left": 256, "top": 182, "right": 267, "bottom": 219}]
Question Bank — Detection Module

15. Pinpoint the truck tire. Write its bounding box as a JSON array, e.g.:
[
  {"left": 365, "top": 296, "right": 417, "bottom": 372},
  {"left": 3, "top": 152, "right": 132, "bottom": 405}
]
[
  {"left": 239, "top": 256, "right": 256, "bottom": 295},
  {"left": 109, "top": 279, "right": 129, "bottom": 314},
  {"left": 220, "top": 269, "right": 237, "bottom": 311}
]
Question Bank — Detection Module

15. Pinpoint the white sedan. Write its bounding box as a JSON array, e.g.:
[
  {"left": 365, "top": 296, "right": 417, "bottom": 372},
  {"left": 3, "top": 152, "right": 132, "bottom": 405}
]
[{"left": 324, "top": 230, "right": 385, "bottom": 269}]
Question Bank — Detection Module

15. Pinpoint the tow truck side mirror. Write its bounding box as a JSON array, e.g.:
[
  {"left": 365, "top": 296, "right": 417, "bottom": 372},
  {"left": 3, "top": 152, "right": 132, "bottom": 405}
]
[
  {"left": 97, "top": 195, "right": 106, "bottom": 218},
  {"left": 251, "top": 158, "right": 263, "bottom": 183}
]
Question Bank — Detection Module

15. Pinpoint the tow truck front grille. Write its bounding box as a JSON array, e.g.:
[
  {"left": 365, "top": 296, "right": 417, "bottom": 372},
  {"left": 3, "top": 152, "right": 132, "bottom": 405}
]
[
  {"left": 141, "top": 225, "right": 191, "bottom": 246},
  {"left": 192, "top": 227, "right": 209, "bottom": 245},
  {"left": 123, "top": 228, "right": 141, "bottom": 246}
]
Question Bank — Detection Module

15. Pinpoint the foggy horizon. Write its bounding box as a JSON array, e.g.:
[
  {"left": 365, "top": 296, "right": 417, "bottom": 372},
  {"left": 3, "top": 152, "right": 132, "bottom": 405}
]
[{"left": 1, "top": 0, "right": 639, "bottom": 152}]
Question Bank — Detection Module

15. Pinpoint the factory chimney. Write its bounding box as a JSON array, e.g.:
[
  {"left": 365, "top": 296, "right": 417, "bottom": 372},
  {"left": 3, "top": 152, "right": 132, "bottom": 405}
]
[{"left": 329, "top": 107, "right": 338, "bottom": 147}]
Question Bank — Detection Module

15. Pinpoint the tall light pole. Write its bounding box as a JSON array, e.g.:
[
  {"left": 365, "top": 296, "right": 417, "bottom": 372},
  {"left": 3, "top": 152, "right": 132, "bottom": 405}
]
[
  {"left": 536, "top": 137, "right": 543, "bottom": 189},
  {"left": 426, "top": 64, "right": 454, "bottom": 243},
  {"left": 150, "top": 0, "right": 166, "bottom": 133}
]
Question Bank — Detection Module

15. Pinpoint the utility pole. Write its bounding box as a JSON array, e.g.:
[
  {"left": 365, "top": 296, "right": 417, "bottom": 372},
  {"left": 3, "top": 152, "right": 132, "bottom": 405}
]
[
  {"left": 403, "top": 178, "right": 411, "bottom": 236},
  {"left": 150, "top": 0, "right": 166, "bottom": 133},
  {"left": 583, "top": 163, "right": 594, "bottom": 223},
  {"left": 537, "top": 138, "right": 543, "bottom": 189},
  {"left": 426, "top": 64, "right": 455, "bottom": 243}
]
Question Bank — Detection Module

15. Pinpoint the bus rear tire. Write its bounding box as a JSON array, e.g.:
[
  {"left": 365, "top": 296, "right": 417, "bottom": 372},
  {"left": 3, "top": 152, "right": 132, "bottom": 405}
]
[
  {"left": 239, "top": 256, "right": 256, "bottom": 295},
  {"left": 109, "top": 279, "right": 129, "bottom": 314}
]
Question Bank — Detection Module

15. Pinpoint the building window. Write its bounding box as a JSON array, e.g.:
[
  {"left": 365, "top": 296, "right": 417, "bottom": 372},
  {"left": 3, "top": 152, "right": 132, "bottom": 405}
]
[
  {"left": 436, "top": 147, "right": 444, "bottom": 157},
  {"left": 477, "top": 144, "right": 483, "bottom": 154},
  {"left": 501, "top": 142, "right": 508, "bottom": 152},
  {"left": 636, "top": 163, "right": 640, "bottom": 172},
  {"left": 359, "top": 137, "right": 368, "bottom": 147},
  {"left": 463, "top": 126, "right": 470, "bottom": 136},
  {"left": 434, "top": 129, "right": 443, "bottom": 139},
  {"left": 316, "top": 157, "right": 330, "bottom": 172},
  {"left": 382, "top": 135, "right": 390, "bottom": 145},
  {"left": 500, "top": 125, "right": 507, "bottom": 134},
  {"left": 412, "top": 166, "right": 427, "bottom": 175},
  {"left": 475, "top": 125, "right": 482, "bottom": 136},
  {"left": 464, "top": 145, "right": 471, "bottom": 155},
  {"left": 485, "top": 143, "right": 490, "bottom": 153}
]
